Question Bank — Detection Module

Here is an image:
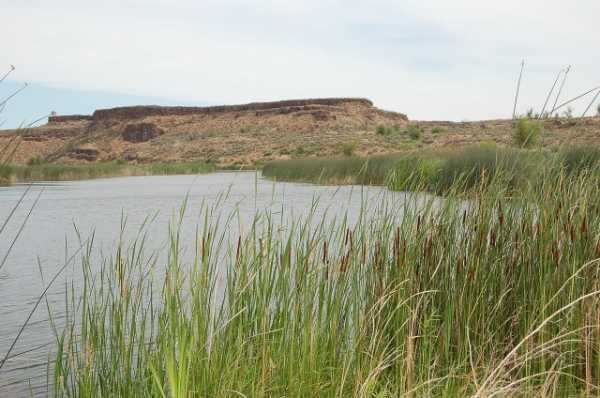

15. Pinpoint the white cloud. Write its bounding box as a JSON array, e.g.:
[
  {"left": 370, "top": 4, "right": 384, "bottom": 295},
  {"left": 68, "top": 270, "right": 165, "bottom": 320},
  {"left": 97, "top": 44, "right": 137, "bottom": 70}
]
[{"left": 2, "top": 0, "right": 598, "bottom": 124}]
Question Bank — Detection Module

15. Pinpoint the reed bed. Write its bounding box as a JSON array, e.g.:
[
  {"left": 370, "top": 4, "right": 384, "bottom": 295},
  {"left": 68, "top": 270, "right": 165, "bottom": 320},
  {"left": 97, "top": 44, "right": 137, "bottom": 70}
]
[
  {"left": 264, "top": 143, "right": 600, "bottom": 197},
  {"left": 4, "top": 162, "right": 216, "bottom": 182},
  {"left": 50, "top": 159, "right": 600, "bottom": 397},
  {"left": 262, "top": 154, "right": 400, "bottom": 186}
]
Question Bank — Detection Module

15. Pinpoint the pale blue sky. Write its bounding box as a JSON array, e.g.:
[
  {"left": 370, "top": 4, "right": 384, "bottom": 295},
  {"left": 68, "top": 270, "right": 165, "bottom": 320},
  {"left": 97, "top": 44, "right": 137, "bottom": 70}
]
[{"left": 2, "top": 0, "right": 599, "bottom": 129}]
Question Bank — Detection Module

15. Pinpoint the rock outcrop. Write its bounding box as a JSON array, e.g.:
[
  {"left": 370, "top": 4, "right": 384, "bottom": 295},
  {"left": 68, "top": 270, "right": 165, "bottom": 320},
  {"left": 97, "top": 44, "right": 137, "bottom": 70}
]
[
  {"left": 46, "top": 98, "right": 406, "bottom": 123},
  {"left": 48, "top": 115, "right": 93, "bottom": 123},
  {"left": 122, "top": 123, "right": 165, "bottom": 143}
]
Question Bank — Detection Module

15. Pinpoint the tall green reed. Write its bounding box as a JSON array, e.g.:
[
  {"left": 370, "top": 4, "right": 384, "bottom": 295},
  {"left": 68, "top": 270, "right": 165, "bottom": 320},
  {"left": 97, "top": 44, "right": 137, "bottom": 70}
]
[{"left": 51, "top": 160, "right": 600, "bottom": 397}]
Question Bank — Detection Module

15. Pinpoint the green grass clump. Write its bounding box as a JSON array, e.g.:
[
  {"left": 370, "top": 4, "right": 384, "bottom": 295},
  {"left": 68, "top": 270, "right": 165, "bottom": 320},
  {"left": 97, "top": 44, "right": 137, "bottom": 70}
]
[
  {"left": 390, "top": 151, "right": 444, "bottom": 191},
  {"left": 434, "top": 145, "right": 524, "bottom": 194},
  {"left": 405, "top": 123, "right": 422, "bottom": 140},
  {"left": 26, "top": 154, "right": 44, "bottom": 165},
  {"left": 430, "top": 125, "right": 446, "bottom": 134},
  {"left": 339, "top": 140, "right": 358, "bottom": 156},
  {"left": 375, "top": 124, "right": 393, "bottom": 136},
  {"left": 558, "top": 143, "right": 600, "bottom": 174},
  {"left": 513, "top": 118, "right": 543, "bottom": 148},
  {"left": 262, "top": 154, "right": 399, "bottom": 185}
]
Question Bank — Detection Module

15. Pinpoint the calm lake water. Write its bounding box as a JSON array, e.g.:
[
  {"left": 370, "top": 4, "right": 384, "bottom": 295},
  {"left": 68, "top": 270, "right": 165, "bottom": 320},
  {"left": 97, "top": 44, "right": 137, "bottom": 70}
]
[{"left": 0, "top": 172, "right": 418, "bottom": 396}]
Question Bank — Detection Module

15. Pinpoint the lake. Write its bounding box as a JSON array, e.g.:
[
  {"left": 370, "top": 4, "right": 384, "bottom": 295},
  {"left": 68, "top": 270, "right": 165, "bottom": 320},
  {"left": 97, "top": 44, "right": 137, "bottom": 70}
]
[{"left": 0, "top": 171, "right": 418, "bottom": 396}]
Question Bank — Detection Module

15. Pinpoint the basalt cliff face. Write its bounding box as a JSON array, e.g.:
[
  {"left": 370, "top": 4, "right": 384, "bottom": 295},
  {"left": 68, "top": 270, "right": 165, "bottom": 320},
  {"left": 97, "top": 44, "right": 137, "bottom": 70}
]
[{"left": 1, "top": 98, "right": 410, "bottom": 165}]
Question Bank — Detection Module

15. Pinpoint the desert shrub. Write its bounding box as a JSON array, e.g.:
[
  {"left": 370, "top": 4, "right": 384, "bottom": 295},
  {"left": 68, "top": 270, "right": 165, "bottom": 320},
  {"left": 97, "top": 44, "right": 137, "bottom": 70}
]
[
  {"left": 405, "top": 124, "right": 422, "bottom": 140},
  {"left": 375, "top": 124, "right": 392, "bottom": 136},
  {"left": 430, "top": 125, "right": 446, "bottom": 134},
  {"left": 340, "top": 140, "right": 358, "bottom": 156},
  {"left": 513, "top": 118, "right": 542, "bottom": 149},
  {"left": 296, "top": 145, "right": 307, "bottom": 155},
  {"left": 26, "top": 154, "right": 44, "bottom": 166}
]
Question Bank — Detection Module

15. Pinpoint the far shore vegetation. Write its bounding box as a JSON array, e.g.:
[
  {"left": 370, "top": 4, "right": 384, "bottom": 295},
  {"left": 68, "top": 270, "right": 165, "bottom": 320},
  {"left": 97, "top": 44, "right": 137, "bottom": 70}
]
[{"left": 1, "top": 159, "right": 217, "bottom": 182}]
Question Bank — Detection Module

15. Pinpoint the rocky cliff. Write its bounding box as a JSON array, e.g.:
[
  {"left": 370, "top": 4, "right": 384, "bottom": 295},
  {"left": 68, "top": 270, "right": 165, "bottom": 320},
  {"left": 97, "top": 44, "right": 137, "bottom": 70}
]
[{"left": 47, "top": 98, "right": 388, "bottom": 123}]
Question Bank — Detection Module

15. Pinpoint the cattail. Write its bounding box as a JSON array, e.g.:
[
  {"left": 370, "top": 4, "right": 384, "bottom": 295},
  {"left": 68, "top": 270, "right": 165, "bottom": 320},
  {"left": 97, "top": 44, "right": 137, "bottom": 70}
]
[
  {"left": 417, "top": 215, "right": 422, "bottom": 234},
  {"left": 375, "top": 240, "right": 382, "bottom": 270},
  {"left": 394, "top": 228, "right": 400, "bottom": 267},
  {"left": 348, "top": 229, "right": 354, "bottom": 251},
  {"left": 236, "top": 235, "right": 242, "bottom": 265},
  {"left": 341, "top": 252, "right": 350, "bottom": 274},
  {"left": 462, "top": 209, "right": 467, "bottom": 227}
]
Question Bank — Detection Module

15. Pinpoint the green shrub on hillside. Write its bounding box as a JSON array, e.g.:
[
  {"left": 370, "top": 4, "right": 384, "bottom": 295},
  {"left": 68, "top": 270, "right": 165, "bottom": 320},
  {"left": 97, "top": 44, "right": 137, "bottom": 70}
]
[
  {"left": 375, "top": 124, "right": 392, "bottom": 136},
  {"left": 513, "top": 118, "right": 542, "bottom": 148},
  {"left": 405, "top": 124, "right": 422, "bottom": 140},
  {"left": 26, "top": 154, "right": 44, "bottom": 166},
  {"left": 430, "top": 125, "right": 446, "bottom": 134},
  {"left": 340, "top": 140, "right": 358, "bottom": 156}
]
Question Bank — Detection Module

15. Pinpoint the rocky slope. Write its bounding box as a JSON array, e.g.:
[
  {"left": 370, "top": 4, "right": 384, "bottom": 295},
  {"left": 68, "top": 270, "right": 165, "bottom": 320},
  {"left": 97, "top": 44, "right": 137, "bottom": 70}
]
[{"left": 1, "top": 98, "right": 599, "bottom": 166}]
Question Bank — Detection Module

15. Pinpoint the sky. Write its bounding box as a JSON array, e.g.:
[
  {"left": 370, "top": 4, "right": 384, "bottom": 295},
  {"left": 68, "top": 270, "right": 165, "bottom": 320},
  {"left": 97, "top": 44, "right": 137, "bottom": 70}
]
[{"left": 1, "top": 0, "right": 599, "bottom": 129}]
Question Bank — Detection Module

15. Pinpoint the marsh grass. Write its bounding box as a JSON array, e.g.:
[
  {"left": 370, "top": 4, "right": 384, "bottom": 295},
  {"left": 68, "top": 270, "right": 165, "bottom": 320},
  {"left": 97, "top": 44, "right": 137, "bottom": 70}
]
[
  {"left": 5, "top": 162, "right": 216, "bottom": 182},
  {"left": 50, "top": 157, "right": 600, "bottom": 397},
  {"left": 262, "top": 154, "right": 400, "bottom": 185}
]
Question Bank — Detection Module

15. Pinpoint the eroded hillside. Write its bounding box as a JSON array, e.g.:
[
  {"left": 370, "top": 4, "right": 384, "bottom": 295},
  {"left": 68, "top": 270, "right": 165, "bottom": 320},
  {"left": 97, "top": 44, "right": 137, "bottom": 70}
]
[{"left": 1, "top": 98, "right": 599, "bottom": 166}]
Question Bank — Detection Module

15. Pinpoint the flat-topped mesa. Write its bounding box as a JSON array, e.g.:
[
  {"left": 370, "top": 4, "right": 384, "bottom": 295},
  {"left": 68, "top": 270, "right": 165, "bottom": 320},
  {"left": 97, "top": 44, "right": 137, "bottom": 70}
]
[{"left": 48, "top": 98, "right": 381, "bottom": 123}]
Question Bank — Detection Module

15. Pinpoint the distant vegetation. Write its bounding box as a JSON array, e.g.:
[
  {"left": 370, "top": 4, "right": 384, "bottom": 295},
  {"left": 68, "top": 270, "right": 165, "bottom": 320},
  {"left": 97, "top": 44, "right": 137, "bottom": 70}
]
[
  {"left": 375, "top": 123, "right": 422, "bottom": 140},
  {"left": 512, "top": 118, "right": 543, "bottom": 148},
  {"left": 2, "top": 161, "right": 216, "bottom": 182}
]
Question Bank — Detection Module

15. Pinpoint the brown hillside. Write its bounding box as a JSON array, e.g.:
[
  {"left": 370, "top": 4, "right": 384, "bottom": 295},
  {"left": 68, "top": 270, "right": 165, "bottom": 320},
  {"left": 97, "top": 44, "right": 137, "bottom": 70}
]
[{"left": 1, "top": 98, "right": 600, "bottom": 166}]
